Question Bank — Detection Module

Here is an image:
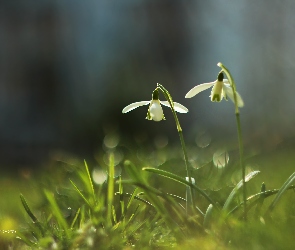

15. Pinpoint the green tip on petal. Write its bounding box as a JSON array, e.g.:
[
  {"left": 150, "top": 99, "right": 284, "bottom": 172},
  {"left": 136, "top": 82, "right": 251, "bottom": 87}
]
[{"left": 211, "top": 94, "right": 221, "bottom": 102}]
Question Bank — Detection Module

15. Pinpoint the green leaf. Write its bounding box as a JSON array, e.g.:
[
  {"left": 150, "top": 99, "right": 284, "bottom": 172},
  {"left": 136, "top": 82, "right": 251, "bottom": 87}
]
[
  {"left": 267, "top": 172, "right": 295, "bottom": 212},
  {"left": 203, "top": 204, "right": 213, "bottom": 229},
  {"left": 142, "top": 167, "right": 217, "bottom": 207},
  {"left": 20, "top": 193, "right": 39, "bottom": 224},
  {"left": 223, "top": 170, "right": 260, "bottom": 211}
]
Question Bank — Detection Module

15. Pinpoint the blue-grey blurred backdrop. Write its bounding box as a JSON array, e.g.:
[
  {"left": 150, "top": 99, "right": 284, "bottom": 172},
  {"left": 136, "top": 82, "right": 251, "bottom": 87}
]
[{"left": 1, "top": 0, "right": 295, "bottom": 168}]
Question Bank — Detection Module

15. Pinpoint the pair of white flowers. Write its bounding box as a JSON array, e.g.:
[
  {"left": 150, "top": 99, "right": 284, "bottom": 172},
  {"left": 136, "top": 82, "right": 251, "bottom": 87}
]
[{"left": 122, "top": 72, "right": 244, "bottom": 121}]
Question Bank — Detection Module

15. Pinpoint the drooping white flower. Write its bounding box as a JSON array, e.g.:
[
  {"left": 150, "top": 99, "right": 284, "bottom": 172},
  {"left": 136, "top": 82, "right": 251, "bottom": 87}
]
[
  {"left": 122, "top": 89, "right": 188, "bottom": 121},
  {"left": 185, "top": 72, "right": 244, "bottom": 107}
]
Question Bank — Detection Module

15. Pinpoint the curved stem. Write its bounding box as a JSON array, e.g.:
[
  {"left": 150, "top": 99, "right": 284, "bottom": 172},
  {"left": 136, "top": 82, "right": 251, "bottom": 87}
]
[
  {"left": 156, "top": 84, "right": 194, "bottom": 212},
  {"left": 217, "top": 63, "right": 246, "bottom": 222}
]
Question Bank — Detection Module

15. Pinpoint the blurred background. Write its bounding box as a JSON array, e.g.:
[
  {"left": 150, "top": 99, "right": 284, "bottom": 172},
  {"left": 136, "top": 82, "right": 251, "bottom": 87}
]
[{"left": 1, "top": 0, "right": 295, "bottom": 170}]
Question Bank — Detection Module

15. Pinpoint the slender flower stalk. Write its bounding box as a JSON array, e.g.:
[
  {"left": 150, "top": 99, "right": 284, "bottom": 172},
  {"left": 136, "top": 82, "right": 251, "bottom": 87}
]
[
  {"left": 217, "top": 62, "right": 246, "bottom": 221},
  {"left": 156, "top": 83, "right": 195, "bottom": 212}
]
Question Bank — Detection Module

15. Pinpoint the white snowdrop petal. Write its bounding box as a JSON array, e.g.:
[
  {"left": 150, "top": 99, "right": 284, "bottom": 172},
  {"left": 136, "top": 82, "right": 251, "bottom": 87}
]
[
  {"left": 149, "top": 100, "right": 164, "bottom": 121},
  {"left": 160, "top": 101, "right": 188, "bottom": 113},
  {"left": 159, "top": 101, "right": 170, "bottom": 108},
  {"left": 173, "top": 102, "right": 189, "bottom": 113},
  {"left": 223, "top": 85, "right": 244, "bottom": 107},
  {"left": 185, "top": 82, "right": 215, "bottom": 98},
  {"left": 122, "top": 101, "right": 150, "bottom": 113}
]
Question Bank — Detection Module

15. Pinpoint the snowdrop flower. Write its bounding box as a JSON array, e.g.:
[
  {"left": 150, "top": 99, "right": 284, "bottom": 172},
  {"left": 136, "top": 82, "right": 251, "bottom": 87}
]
[
  {"left": 122, "top": 89, "right": 188, "bottom": 121},
  {"left": 185, "top": 72, "right": 244, "bottom": 107}
]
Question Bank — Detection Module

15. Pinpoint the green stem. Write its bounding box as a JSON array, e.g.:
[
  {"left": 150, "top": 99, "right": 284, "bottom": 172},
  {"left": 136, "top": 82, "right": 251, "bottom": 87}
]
[
  {"left": 156, "top": 84, "right": 194, "bottom": 211},
  {"left": 235, "top": 112, "right": 246, "bottom": 221},
  {"left": 217, "top": 63, "right": 246, "bottom": 221}
]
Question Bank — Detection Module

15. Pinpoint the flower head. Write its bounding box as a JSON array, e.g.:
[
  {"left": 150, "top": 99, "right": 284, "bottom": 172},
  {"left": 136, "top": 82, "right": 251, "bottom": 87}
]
[
  {"left": 185, "top": 72, "right": 244, "bottom": 107},
  {"left": 122, "top": 89, "right": 188, "bottom": 121}
]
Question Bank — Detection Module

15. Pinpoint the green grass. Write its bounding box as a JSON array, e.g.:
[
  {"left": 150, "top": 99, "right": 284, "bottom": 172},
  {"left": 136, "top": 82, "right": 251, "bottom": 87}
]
[{"left": 0, "top": 141, "right": 295, "bottom": 249}]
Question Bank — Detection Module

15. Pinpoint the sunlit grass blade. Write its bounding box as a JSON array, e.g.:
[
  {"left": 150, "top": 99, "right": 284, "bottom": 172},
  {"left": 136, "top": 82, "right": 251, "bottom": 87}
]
[
  {"left": 20, "top": 194, "right": 44, "bottom": 236},
  {"left": 118, "top": 175, "right": 125, "bottom": 221},
  {"left": 127, "top": 188, "right": 138, "bottom": 209},
  {"left": 223, "top": 170, "right": 260, "bottom": 211},
  {"left": 267, "top": 172, "right": 295, "bottom": 213},
  {"left": 79, "top": 205, "right": 86, "bottom": 228},
  {"left": 44, "top": 189, "right": 70, "bottom": 239},
  {"left": 84, "top": 160, "right": 96, "bottom": 203},
  {"left": 20, "top": 194, "right": 39, "bottom": 224},
  {"left": 70, "top": 207, "right": 81, "bottom": 229},
  {"left": 69, "top": 179, "right": 91, "bottom": 207},
  {"left": 107, "top": 153, "right": 115, "bottom": 227},
  {"left": 143, "top": 167, "right": 217, "bottom": 206}
]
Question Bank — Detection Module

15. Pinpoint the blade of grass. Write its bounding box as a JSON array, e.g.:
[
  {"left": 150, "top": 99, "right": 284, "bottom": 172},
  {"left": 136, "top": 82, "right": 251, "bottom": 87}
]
[
  {"left": 118, "top": 175, "right": 125, "bottom": 222},
  {"left": 84, "top": 160, "right": 96, "bottom": 203},
  {"left": 44, "top": 189, "right": 70, "bottom": 239},
  {"left": 107, "top": 153, "right": 115, "bottom": 227},
  {"left": 20, "top": 194, "right": 39, "bottom": 224},
  {"left": 20, "top": 194, "right": 44, "bottom": 236},
  {"left": 69, "top": 179, "right": 91, "bottom": 207},
  {"left": 127, "top": 188, "right": 138, "bottom": 209},
  {"left": 70, "top": 207, "right": 81, "bottom": 229},
  {"left": 123, "top": 161, "right": 185, "bottom": 238}
]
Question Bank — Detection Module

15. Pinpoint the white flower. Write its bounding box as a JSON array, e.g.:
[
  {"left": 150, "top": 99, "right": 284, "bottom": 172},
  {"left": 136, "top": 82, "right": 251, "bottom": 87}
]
[
  {"left": 122, "top": 90, "right": 188, "bottom": 121},
  {"left": 185, "top": 72, "right": 244, "bottom": 107}
]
